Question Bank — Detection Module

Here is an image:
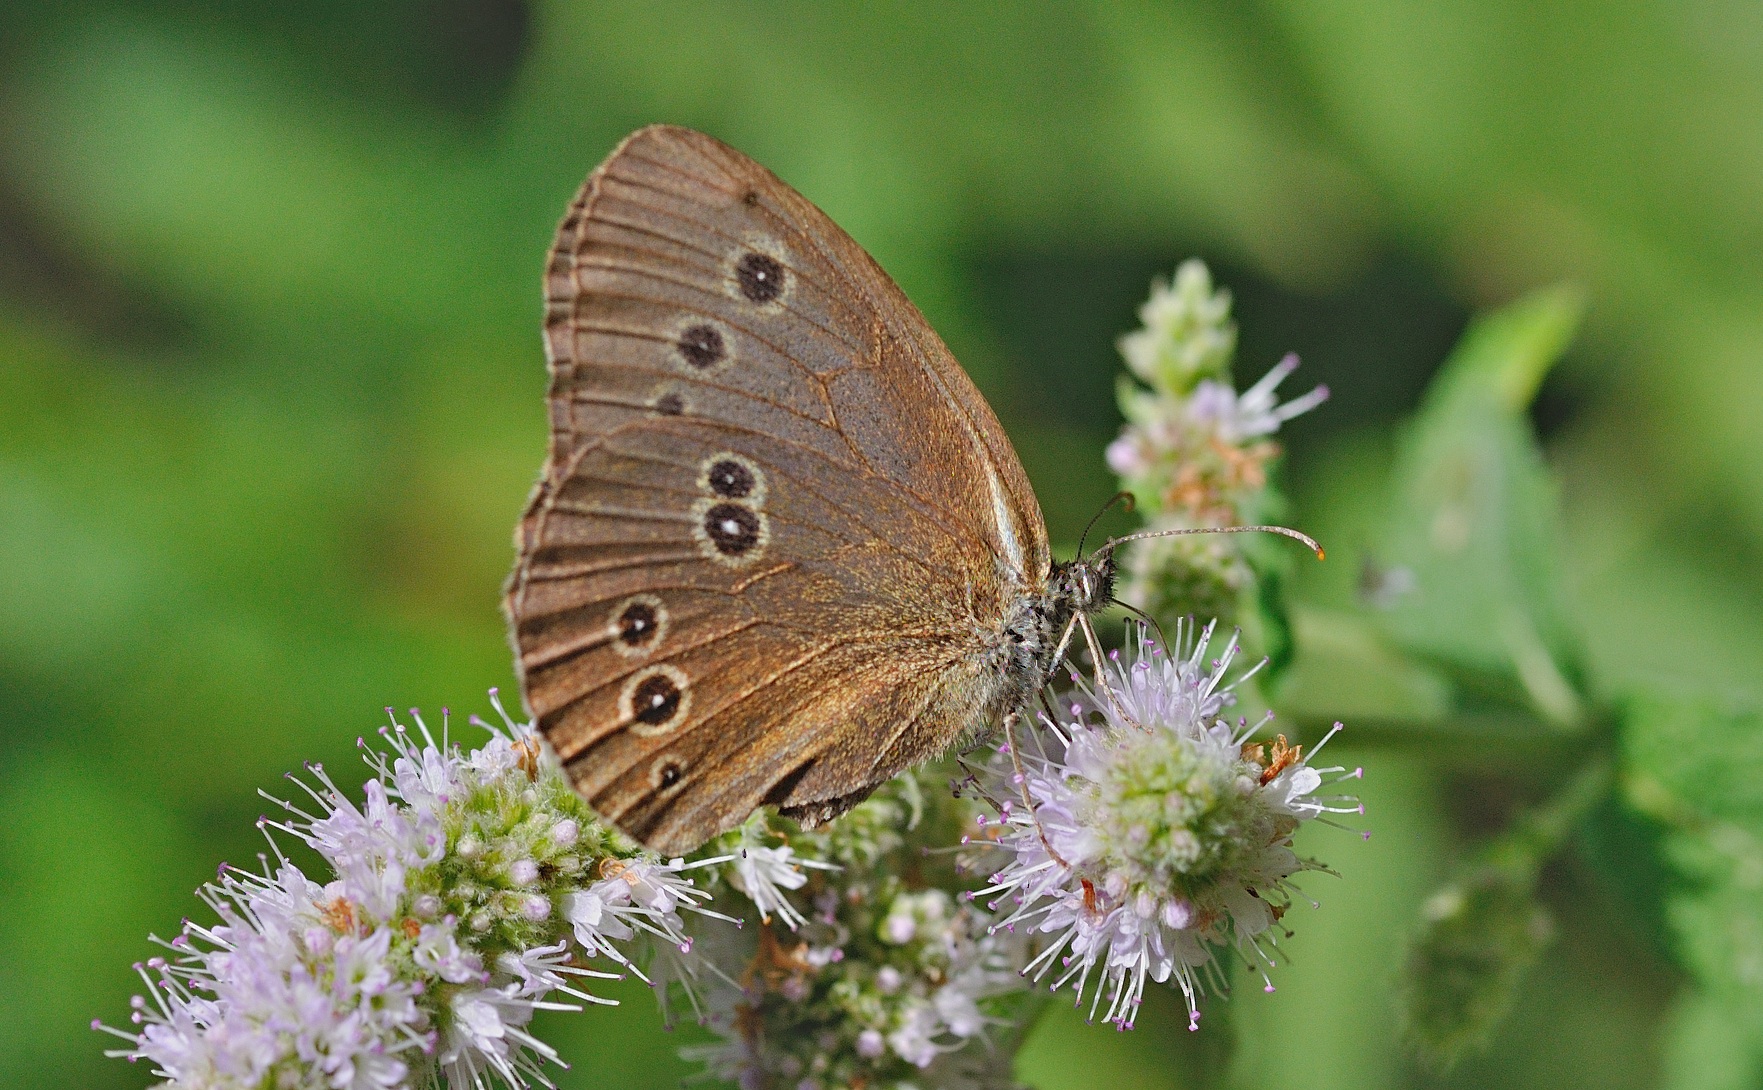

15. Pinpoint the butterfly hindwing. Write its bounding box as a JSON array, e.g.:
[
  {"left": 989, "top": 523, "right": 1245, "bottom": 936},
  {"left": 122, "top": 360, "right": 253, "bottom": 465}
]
[{"left": 507, "top": 126, "right": 1050, "bottom": 853}]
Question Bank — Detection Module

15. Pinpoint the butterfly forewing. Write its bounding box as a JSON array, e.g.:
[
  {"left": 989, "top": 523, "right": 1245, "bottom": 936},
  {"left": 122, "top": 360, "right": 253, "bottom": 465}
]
[{"left": 507, "top": 125, "right": 1050, "bottom": 853}]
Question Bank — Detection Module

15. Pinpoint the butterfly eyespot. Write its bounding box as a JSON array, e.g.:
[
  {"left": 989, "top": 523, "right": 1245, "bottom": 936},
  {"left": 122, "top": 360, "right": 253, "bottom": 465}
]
[
  {"left": 608, "top": 594, "right": 667, "bottom": 658},
  {"left": 735, "top": 252, "right": 785, "bottom": 304},
  {"left": 653, "top": 391, "right": 685, "bottom": 416},
  {"left": 650, "top": 757, "right": 686, "bottom": 791},
  {"left": 693, "top": 499, "right": 768, "bottom": 566},
  {"left": 620, "top": 665, "right": 691, "bottom": 736},
  {"left": 708, "top": 459, "right": 755, "bottom": 498},
  {"left": 741, "top": 189, "right": 760, "bottom": 207},
  {"left": 704, "top": 504, "right": 761, "bottom": 553},
  {"left": 697, "top": 451, "right": 766, "bottom": 504},
  {"left": 677, "top": 324, "right": 726, "bottom": 370}
]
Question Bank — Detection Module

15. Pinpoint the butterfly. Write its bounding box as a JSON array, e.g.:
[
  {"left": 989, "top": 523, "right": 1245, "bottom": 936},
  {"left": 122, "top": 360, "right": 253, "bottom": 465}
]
[{"left": 506, "top": 125, "right": 1139, "bottom": 854}]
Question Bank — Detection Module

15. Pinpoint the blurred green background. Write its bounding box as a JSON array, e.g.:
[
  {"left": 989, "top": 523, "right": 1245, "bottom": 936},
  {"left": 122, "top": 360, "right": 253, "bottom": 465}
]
[{"left": 2, "top": 3, "right": 1760, "bottom": 1088}]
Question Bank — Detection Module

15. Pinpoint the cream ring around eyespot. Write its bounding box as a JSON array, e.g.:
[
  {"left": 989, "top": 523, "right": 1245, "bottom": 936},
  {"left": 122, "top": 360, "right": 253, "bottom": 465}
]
[
  {"left": 649, "top": 755, "right": 688, "bottom": 792},
  {"left": 607, "top": 593, "right": 667, "bottom": 659},
  {"left": 648, "top": 382, "right": 689, "bottom": 417},
  {"left": 619, "top": 664, "right": 691, "bottom": 737},
  {"left": 669, "top": 315, "right": 733, "bottom": 375},
  {"left": 729, "top": 234, "right": 792, "bottom": 310},
  {"left": 696, "top": 451, "right": 767, "bottom": 506},
  {"left": 691, "top": 496, "right": 769, "bottom": 567}
]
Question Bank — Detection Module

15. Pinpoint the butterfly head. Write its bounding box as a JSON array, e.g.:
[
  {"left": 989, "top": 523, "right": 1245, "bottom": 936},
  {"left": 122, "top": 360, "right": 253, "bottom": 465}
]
[{"left": 1049, "top": 550, "right": 1117, "bottom": 619}]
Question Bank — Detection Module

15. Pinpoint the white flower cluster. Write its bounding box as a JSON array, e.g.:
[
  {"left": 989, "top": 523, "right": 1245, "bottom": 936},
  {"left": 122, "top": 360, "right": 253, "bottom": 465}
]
[
  {"left": 1116, "top": 258, "right": 1238, "bottom": 394},
  {"left": 869, "top": 890, "right": 1016, "bottom": 1071},
  {"left": 974, "top": 622, "right": 1363, "bottom": 1029},
  {"left": 99, "top": 694, "right": 751, "bottom": 1090}
]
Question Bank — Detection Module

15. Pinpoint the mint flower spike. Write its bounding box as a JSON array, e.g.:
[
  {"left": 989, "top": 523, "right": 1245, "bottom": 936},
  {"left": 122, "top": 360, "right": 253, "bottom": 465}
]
[
  {"left": 1116, "top": 259, "right": 1237, "bottom": 392},
  {"left": 99, "top": 693, "right": 742, "bottom": 1090},
  {"left": 1105, "top": 351, "right": 1329, "bottom": 502},
  {"left": 974, "top": 621, "right": 1364, "bottom": 1030}
]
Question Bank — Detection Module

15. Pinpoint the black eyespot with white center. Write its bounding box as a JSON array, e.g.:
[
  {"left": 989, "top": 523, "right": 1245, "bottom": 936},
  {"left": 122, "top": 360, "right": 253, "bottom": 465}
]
[
  {"left": 677, "top": 324, "right": 725, "bottom": 369},
  {"left": 621, "top": 665, "right": 690, "bottom": 736},
  {"left": 650, "top": 757, "right": 686, "bottom": 791},
  {"left": 703, "top": 503, "right": 761, "bottom": 556},
  {"left": 735, "top": 252, "right": 785, "bottom": 303},
  {"left": 696, "top": 451, "right": 766, "bottom": 507},
  {"left": 706, "top": 458, "right": 756, "bottom": 499},
  {"left": 608, "top": 594, "right": 666, "bottom": 658},
  {"left": 622, "top": 602, "right": 656, "bottom": 642},
  {"left": 633, "top": 675, "right": 680, "bottom": 725}
]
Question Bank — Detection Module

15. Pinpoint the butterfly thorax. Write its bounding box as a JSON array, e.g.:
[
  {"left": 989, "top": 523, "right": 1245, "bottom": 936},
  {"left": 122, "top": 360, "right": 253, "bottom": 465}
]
[{"left": 991, "top": 552, "right": 1117, "bottom": 713}]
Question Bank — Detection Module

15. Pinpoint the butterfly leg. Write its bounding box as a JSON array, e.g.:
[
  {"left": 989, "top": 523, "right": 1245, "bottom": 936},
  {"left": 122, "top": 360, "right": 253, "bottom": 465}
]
[
  {"left": 1001, "top": 710, "right": 1072, "bottom": 871},
  {"left": 1047, "top": 613, "right": 1079, "bottom": 680},
  {"left": 1076, "top": 612, "right": 1139, "bottom": 729}
]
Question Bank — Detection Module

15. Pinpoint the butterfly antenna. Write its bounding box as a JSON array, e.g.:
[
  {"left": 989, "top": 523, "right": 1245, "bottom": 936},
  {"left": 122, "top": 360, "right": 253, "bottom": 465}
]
[
  {"left": 1075, "top": 491, "right": 1136, "bottom": 558},
  {"left": 1095, "top": 523, "right": 1324, "bottom": 561},
  {"left": 1111, "top": 597, "right": 1171, "bottom": 655}
]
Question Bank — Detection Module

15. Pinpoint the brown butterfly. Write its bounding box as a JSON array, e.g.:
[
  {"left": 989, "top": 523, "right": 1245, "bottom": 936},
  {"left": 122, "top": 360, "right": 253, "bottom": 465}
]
[{"left": 505, "top": 125, "right": 1261, "bottom": 855}]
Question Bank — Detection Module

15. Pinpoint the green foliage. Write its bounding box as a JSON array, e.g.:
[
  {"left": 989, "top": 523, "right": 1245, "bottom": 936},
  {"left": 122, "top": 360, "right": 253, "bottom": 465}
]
[
  {"left": 1375, "top": 287, "right": 1588, "bottom": 725},
  {"left": 1623, "top": 697, "right": 1763, "bottom": 1089},
  {"left": 1400, "top": 758, "right": 1612, "bottom": 1070},
  {"left": 0, "top": 3, "right": 1758, "bottom": 1090}
]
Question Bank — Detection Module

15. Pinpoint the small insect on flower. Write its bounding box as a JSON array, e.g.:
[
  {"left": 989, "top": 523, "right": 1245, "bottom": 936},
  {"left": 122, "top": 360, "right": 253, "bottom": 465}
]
[{"left": 974, "top": 620, "right": 1364, "bottom": 1029}]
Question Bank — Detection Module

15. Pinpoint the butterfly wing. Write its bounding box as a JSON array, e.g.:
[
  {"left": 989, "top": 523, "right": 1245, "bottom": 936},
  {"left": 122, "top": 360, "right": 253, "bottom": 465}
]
[{"left": 505, "top": 125, "right": 1049, "bottom": 854}]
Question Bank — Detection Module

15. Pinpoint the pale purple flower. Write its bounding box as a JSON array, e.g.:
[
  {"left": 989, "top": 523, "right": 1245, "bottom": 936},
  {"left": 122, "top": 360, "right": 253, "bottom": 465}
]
[
  {"left": 101, "top": 694, "right": 736, "bottom": 1089},
  {"left": 98, "top": 860, "right": 431, "bottom": 1089},
  {"left": 976, "top": 621, "right": 1362, "bottom": 1028},
  {"left": 1187, "top": 353, "right": 1329, "bottom": 444},
  {"left": 887, "top": 1002, "right": 942, "bottom": 1068},
  {"left": 728, "top": 844, "right": 836, "bottom": 929},
  {"left": 412, "top": 920, "right": 483, "bottom": 984},
  {"left": 436, "top": 984, "right": 570, "bottom": 1090}
]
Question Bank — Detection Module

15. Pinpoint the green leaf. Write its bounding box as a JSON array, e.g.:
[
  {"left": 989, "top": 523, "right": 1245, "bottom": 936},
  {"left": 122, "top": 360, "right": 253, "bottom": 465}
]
[
  {"left": 1375, "top": 286, "right": 1588, "bottom": 727},
  {"left": 1623, "top": 695, "right": 1763, "bottom": 1089},
  {"left": 1625, "top": 695, "right": 1763, "bottom": 831}
]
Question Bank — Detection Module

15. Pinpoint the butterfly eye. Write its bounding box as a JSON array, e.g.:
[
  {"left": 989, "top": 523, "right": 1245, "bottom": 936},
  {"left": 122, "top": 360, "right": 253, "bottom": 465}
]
[{"left": 735, "top": 252, "right": 785, "bottom": 303}]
